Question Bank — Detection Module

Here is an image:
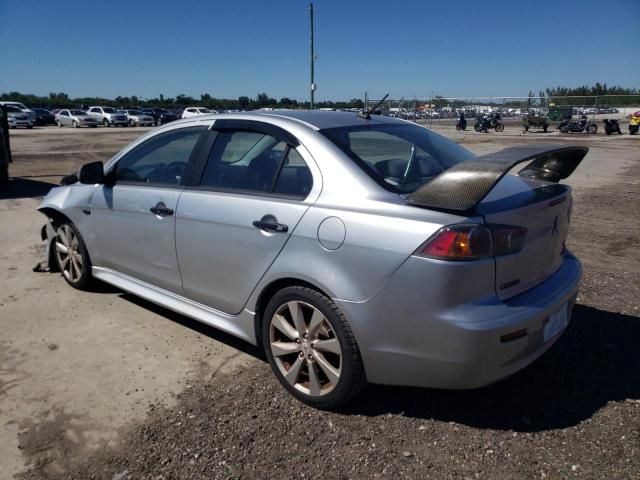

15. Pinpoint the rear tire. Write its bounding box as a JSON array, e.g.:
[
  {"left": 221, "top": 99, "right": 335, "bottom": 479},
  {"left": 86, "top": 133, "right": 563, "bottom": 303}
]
[
  {"left": 53, "top": 222, "right": 93, "bottom": 290},
  {"left": 262, "top": 286, "right": 367, "bottom": 409}
]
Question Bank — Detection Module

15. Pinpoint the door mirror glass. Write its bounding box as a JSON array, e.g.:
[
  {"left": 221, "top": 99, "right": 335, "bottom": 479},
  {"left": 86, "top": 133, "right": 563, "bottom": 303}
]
[{"left": 78, "top": 161, "right": 104, "bottom": 184}]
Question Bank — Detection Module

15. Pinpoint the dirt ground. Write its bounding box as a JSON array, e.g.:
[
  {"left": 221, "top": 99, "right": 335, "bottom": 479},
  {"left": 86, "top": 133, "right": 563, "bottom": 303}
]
[{"left": 1, "top": 123, "right": 639, "bottom": 479}]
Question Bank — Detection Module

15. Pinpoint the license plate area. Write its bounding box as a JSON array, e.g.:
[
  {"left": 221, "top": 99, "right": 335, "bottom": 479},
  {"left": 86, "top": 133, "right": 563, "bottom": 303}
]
[{"left": 544, "top": 302, "right": 569, "bottom": 342}]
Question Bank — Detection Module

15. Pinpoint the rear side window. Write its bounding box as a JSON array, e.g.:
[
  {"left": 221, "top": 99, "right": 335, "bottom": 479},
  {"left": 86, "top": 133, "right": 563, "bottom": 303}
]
[
  {"left": 274, "top": 148, "right": 312, "bottom": 197},
  {"left": 322, "top": 124, "right": 475, "bottom": 194},
  {"left": 114, "top": 127, "right": 205, "bottom": 186},
  {"left": 199, "top": 130, "right": 312, "bottom": 198}
]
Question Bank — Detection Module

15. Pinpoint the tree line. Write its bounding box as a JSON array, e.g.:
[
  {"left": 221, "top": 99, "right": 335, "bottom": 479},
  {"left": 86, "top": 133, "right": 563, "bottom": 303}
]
[
  {"left": 2, "top": 84, "right": 637, "bottom": 110},
  {"left": 0, "top": 91, "right": 364, "bottom": 111}
]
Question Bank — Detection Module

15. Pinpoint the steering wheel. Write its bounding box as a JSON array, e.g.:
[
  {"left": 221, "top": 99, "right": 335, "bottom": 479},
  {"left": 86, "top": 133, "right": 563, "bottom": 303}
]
[{"left": 164, "top": 161, "right": 186, "bottom": 183}]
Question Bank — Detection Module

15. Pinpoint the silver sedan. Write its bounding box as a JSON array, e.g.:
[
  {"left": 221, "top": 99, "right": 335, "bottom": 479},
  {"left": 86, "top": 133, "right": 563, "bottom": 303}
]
[
  {"left": 37, "top": 111, "right": 585, "bottom": 408},
  {"left": 55, "top": 109, "right": 99, "bottom": 128}
]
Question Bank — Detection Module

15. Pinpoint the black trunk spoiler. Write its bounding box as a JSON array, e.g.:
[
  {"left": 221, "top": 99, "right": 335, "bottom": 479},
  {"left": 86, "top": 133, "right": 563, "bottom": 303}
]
[{"left": 408, "top": 144, "right": 588, "bottom": 212}]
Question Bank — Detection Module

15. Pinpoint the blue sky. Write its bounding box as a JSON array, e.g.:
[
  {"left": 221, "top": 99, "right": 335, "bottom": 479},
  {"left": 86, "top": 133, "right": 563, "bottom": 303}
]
[{"left": 1, "top": 0, "right": 639, "bottom": 101}]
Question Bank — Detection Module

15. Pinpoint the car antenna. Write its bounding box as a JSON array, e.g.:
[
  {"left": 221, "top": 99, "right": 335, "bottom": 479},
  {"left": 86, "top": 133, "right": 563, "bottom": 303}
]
[{"left": 358, "top": 93, "right": 389, "bottom": 120}]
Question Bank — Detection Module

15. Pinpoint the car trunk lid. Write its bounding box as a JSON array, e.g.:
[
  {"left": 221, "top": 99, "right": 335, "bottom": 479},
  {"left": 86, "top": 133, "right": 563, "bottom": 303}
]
[
  {"left": 407, "top": 145, "right": 588, "bottom": 299},
  {"left": 479, "top": 175, "right": 571, "bottom": 299}
]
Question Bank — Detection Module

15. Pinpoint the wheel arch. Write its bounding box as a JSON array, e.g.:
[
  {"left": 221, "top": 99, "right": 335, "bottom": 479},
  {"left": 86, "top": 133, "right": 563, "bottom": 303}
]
[
  {"left": 38, "top": 206, "right": 72, "bottom": 227},
  {"left": 252, "top": 277, "right": 333, "bottom": 349}
]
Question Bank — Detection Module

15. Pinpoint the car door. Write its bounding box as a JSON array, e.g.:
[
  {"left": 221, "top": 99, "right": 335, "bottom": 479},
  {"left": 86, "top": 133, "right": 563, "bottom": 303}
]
[
  {"left": 59, "top": 110, "right": 70, "bottom": 126},
  {"left": 175, "top": 120, "right": 319, "bottom": 314},
  {"left": 87, "top": 125, "right": 207, "bottom": 294}
]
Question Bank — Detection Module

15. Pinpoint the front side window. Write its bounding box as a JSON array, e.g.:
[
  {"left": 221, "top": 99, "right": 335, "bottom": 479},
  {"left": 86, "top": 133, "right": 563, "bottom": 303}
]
[
  {"left": 322, "top": 124, "right": 475, "bottom": 193},
  {"left": 114, "top": 127, "right": 205, "bottom": 186},
  {"left": 200, "top": 130, "right": 312, "bottom": 197}
]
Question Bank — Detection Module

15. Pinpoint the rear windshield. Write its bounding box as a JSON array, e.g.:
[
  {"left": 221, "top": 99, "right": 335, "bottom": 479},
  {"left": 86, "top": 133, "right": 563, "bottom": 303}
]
[{"left": 321, "top": 124, "right": 475, "bottom": 194}]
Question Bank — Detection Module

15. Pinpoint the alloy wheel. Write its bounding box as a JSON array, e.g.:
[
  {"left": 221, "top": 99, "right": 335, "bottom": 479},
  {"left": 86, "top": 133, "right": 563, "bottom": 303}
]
[
  {"left": 55, "top": 224, "right": 83, "bottom": 283},
  {"left": 269, "top": 300, "right": 342, "bottom": 397}
]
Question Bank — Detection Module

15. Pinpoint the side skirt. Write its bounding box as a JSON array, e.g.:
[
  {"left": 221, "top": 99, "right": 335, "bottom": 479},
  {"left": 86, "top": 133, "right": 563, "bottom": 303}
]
[{"left": 92, "top": 267, "right": 257, "bottom": 345}]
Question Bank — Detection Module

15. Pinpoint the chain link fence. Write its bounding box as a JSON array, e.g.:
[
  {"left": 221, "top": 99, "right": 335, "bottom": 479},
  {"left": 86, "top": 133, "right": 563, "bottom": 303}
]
[{"left": 366, "top": 95, "right": 640, "bottom": 124}]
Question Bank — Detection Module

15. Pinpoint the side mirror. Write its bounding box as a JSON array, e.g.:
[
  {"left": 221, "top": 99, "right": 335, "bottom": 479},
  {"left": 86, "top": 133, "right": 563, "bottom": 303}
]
[{"left": 78, "top": 161, "right": 104, "bottom": 184}]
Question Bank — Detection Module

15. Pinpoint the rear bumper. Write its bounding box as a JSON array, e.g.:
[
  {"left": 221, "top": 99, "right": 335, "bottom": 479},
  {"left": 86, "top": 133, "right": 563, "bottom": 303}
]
[{"left": 336, "top": 252, "right": 582, "bottom": 389}]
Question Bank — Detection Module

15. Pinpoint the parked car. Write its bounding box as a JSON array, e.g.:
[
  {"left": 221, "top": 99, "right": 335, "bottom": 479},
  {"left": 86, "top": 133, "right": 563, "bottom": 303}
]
[
  {"left": 86, "top": 106, "right": 128, "bottom": 127},
  {"left": 120, "top": 109, "right": 155, "bottom": 127},
  {"left": 0, "top": 101, "right": 36, "bottom": 123},
  {"left": 37, "top": 111, "right": 585, "bottom": 409},
  {"left": 5, "top": 104, "right": 33, "bottom": 128},
  {"left": 32, "top": 108, "right": 56, "bottom": 126},
  {"left": 181, "top": 107, "right": 216, "bottom": 118},
  {"left": 140, "top": 107, "right": 178, "bottom": 126},
  {"left": 55, "top": 109, "right": 99, "bottom": 128}
]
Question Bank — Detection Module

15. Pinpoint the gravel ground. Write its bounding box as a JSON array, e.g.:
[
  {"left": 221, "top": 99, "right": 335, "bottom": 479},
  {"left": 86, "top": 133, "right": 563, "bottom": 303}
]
[
  {"left": 16, "top": 139, "right": 640, "bottom": 480},
  {"left": 7, "top": 127, "right": 639, "bottom": 480}
]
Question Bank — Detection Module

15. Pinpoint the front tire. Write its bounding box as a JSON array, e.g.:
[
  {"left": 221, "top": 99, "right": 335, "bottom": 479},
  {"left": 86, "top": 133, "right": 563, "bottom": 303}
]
[
  {"left": 103, "top": 118, "right": 109, "bottom": 127},
  {"left": 72, "top": 120, "right": 79, "bottom": 128},
  {"left": 53, "top": 222, "right": 93, "bottom": 290},
  {"left": 587, "top": 124, "right": 598, "bottom": 134},
  {"left": 262, "top": 286, "right": 366, "bottom": 409},
  {"left": 495, "top": 122, "right": 504, "bottom": 132}
]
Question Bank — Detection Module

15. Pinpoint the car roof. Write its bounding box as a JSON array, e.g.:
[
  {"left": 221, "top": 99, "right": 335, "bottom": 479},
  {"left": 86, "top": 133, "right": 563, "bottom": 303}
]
[{"left": 253, "top": 110, "right": 403, "bottom": 130}]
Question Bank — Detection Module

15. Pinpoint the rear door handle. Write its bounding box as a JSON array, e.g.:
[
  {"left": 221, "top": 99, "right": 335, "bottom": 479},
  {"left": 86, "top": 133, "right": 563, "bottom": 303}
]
[
  {"left": 253, "top": 220, "right": 288, "bottom": 233},
  {"left": 150, "top": 202, "right": 174, "bottom": 216}
]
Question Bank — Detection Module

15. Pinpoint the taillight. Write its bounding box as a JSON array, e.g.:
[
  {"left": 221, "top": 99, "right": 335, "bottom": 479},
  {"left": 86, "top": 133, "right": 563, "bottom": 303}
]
[
  {"left": 417, "top": 224, "right": 527, "bottom": 261},
  {"left": 418, "top": 225, "right": 492, "bottom": 261}
]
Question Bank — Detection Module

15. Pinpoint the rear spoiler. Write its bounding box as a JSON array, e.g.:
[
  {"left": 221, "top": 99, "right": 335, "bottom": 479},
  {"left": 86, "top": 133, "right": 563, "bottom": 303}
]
[{"left": 408, "top": 144, "right": 588, "bottom": 212}]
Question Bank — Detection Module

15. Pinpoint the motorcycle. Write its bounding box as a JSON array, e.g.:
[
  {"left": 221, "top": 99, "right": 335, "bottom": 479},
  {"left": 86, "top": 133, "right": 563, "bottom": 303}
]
[
  {"left": 456, "top": 115, "right": 467, "bottom": 131},
  {"left": 474, "top": 113, "right": 504, "bottom": 133},
  {"left": 629, "top": 111, "right": 640, "bottom": 135},
  {"left": 558, "top": 116, "right": 598, "bottom": 134},
  {"left": 603, "top": 119, "right": 622, "bottom": 135}
]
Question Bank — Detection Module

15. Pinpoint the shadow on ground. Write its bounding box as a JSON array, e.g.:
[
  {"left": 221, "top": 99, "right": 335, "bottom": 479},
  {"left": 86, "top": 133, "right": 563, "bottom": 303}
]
[
  {"left": 343, "top": 304, "right": 640, "bottom": 431},
  {"left": 90, "top": 282, "right": 640, "bottom": 433},
  {"left": 0, "top": 178, "right": 57, "bottom": 200},
  {"left": 120, "top": 293, "right": 264, "bottom": 361}
]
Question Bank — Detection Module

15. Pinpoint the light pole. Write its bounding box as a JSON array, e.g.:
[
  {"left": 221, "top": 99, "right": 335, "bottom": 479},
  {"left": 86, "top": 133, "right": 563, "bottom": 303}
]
[{"left": 310, "top": 2, "right": 316, "bottom": 109}]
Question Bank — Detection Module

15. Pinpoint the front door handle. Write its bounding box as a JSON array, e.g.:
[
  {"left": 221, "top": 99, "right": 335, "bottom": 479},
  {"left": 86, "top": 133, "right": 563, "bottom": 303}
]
[
  {"left": 253, "top": 219, "right": 288, "bottom": 233},
  {"left": 150, "top": 202, "right": 174, "bottom": 217}
]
